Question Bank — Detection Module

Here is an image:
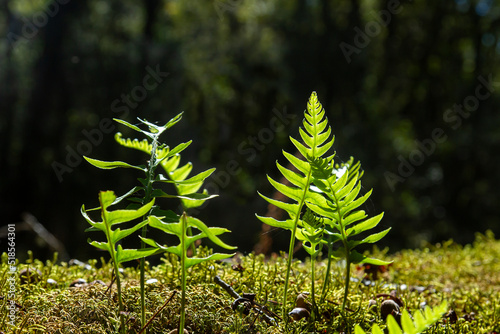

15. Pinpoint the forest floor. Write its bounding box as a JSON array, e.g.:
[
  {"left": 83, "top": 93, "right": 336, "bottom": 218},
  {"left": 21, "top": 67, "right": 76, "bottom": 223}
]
[{"left": 1, "top": 231, "right": 499, "bottom": 334}]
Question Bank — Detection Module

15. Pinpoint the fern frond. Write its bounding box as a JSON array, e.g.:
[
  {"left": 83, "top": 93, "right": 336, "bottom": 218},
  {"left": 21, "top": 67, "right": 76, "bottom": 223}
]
[
  {"left": 145, "top": 215, "right": 236, "bottom": 267},
  {"left": 256, "top": 91, "right": 334, "bottom": 230},
  {"left": 114, "top": 130, "right": 214, "bottom": 211},
  {"left": 82, "top": 191, "right": 159, "bottom": 263},
  {"left": 257, "top": 91, "right": 335, "bottom": 317},
  {"left": 82, "top": 190, "right": 161, "bottom": 332},
  {"left": 308, "top": 156, "right": 390, "bottom": 264},
  {"left": 307, "top": 154, "right": 390, "bottom": 311}
]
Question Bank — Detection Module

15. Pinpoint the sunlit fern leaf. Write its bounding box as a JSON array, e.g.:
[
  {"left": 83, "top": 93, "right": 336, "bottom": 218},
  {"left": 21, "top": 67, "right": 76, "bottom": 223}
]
[
  {"left": 307, "top": 156, "right": 391, "bottom": 266},
  {"left": 114, "top": 129, "right": 213, "bottom": 211},
  {"left": 82, "top": 191, "right": 159, "bottom": 264},
  {"left": 256, "top": 91, "right": 335, "bottom": 316},
  {"left": 296, "top": 208, "right": 324, "bottom": 256},
  {"left": 256, "top": 91, "right": 334, "bottom": 233},
  {"left": 354, "top": 301, "right": 448, "bottom": 334},
  {"left": 161, "top": 163, "right": 216, "bottom": 210},
  {"left": 144, "top": 215, "right": 236, "bottom": 269},
  {"left": 400, "top": 310, "right": 416, "bottom": 334},
  {"left": 83, "top": 156, "right": 145, "bottom": 171},
  {"left": 113, "top": 113, "right": 183, "bottom": 139},
  {"left": 114, "top": 132, "right": 192, "bottom": 166}
]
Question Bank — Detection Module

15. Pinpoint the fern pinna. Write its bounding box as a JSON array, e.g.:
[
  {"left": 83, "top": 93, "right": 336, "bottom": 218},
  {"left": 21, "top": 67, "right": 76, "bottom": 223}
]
[{"left": 256, "top": 91, "right": 334, "bottom": 317}]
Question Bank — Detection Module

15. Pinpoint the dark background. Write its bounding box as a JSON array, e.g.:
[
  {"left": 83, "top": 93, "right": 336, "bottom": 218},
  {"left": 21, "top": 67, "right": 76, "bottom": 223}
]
[{"left": 1, "top": 0, "right": 499, "bottom": 263}]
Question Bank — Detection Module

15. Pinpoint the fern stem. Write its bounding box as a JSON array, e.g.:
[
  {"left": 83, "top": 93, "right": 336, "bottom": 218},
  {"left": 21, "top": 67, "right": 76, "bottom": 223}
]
[
  {"left": 179, "top": 212, "right": 188, "bottom": 333},
  {"left": 139, "top": 234, "right": 147, "bottom": 329},
  {"left": 282, "top": 169, "right": 312, "bottom": 321},
  {"left": 320, "top": 236, "right": 333, "bottom": 303},
  {"left": 341, "top": 250, "right": 351, "bottom": 313},
  {"left": 113, "top": 261, "right": 126, "bottom": 334},
  {"left": 282, "top": 229, "right": 296, "bottom": 320},
  {"left": 330, "top": 177, "right": 351, "bottom": 314},
  {"left": 101, "top": 198, "right": 125, "bottom": 333},
  {"left": 140, "top": 134, "right": 159, "bottom": 331},
  {"left": 310, "top": 253, "right": 318, "bottom": 319}
]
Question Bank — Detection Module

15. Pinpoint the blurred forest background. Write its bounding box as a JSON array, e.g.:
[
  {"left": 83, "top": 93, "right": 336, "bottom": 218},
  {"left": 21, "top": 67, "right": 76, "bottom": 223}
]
[{"left": 1, "top": 0, "right": 499, "bottom": 262}]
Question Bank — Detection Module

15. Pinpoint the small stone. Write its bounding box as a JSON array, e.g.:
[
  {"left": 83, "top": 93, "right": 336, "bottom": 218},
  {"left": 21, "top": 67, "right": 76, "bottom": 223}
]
[
  {"left": 380, "top": 299, "right": 400, "bottom": 320},
  {"left": 411, "top": 285, "right": 426, "bottom": 293},
  {"left": 288, "top": 307, "right": 310, "bottom": 321},
  {"left": 89, "top": 280, "right": 107, "bottom": 286},
  {"left": 296, "top": 293, "right": 311, "bottom": 310},
  {"left": 19, "top": 268, "right": 42, "bottom": 284},
  {"left": 146, "top": 278, "right": 158, "bottom": 284},
  {"left": 46, "top": 278, "right": 57, "bottom": 285},
  {"left": 68, "top": 259, "right": 92, "bottom": 270},
  {"left": 69, "top": 278, "right": 87, "bottom": 287}
]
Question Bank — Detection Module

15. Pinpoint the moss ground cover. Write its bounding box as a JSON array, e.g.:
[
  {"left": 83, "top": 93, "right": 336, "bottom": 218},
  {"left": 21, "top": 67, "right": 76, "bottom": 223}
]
[{"left": 1, "top": 232, "right": 499, "bottom": 333}]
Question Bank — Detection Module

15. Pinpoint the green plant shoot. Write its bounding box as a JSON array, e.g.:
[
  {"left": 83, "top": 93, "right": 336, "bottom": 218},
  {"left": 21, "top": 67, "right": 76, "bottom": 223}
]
[
  {"left": 144, "top": 214, "right": 236, "bottom": 333},
  {"left": 256, "top": 91, "right": 334, "bottom": 319},
  {"left": 295, "top": 208, "right": 324, "bottom": 318},
  {"left": 113, "top": 117, "right": 237, "bottom": 333},
  {"left": 317, "top": 156, "right": 363, "bottom": 303},
  {"left": 81, "top": 190, "right": 158, "bottom": 334},
  {"left": 307, "top": 154, "right": 391, "bottom": 312},
  {"left": 354, "top": 301, "right": 448, "bottom": 334},
  {"left": 84, "top": 113, "right": 190, "bottom": 329}
]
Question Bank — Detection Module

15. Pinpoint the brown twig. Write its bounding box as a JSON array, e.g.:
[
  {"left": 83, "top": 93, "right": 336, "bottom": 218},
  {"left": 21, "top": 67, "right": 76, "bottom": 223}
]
[
  {"left": 214, "top": 275, "right": 279, "bottom": 326},
  {"left": 104, "top": 274, "right": 116, "bottom": 297},
  {"left": 0, "top": 296, "right": 26, "bottom": 311},
  {"left": 138, "top": 290, "right": 177, "bottom": 334}
]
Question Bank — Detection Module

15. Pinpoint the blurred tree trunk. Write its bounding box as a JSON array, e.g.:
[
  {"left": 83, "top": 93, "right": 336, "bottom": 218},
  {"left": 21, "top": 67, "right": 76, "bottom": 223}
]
[
  {"left": 142, "top": 0, "right": 161, "bottom": 65},
  {"left": 5, "top": 1, "right": 84, "bottom": 222},
  {"left": 0, "top": 0, "right": 18, "bottom": 209}
]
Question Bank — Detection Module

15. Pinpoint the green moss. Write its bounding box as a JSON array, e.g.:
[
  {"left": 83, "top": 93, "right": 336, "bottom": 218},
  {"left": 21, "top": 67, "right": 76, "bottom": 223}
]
[{"left": 1, "top": 233, "right": 499, "bottom": 333}]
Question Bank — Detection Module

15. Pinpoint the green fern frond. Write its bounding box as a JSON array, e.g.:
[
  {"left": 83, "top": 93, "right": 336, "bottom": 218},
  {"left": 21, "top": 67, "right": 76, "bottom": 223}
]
[
  {"left": 257, "top": 92, "right": 391, "bottom": 318},
  {"left": 256, "top": 91, "right": 335, "bottom": 318},
  {"left": 144, "top": 212, "right": 236, "bottom": 334},
  {"left": 144, "top": 215, "right": 236, "bottom": 268},
  {"left": 307, "top": 154, "right": 390, "bottom": 311},
  {"left": 114, "top": 129, "right": 213, "bottom": 211},
  {"left": 114, "top": 132, "right": 192, "bottom": 167},
  {"left": 354, "top": 301, "right": 448, "bottom": 334},
  {"left": 82, "top": 190, "right": 160, "bottom": 332}
]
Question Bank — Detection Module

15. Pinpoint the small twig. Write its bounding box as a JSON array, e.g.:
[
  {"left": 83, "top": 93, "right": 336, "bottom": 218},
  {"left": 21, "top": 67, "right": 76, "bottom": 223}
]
[
  {"left": 254, "top": 302, "right": 281, "bottom": 322},
  {"left": 105, "top": 274, "right": 117, "bottom": 297},
  {"left": 0, "top": 296, "right": 26, "bottom": 311},
  {"left": 138, "top": 290, "right": 177, "bottom": 334},
  {"left": 214, "top": 275, "right": 239, "bottom": 299},
  {"left": 214, "top": 275, "right": 278, "bottom": 326}
]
